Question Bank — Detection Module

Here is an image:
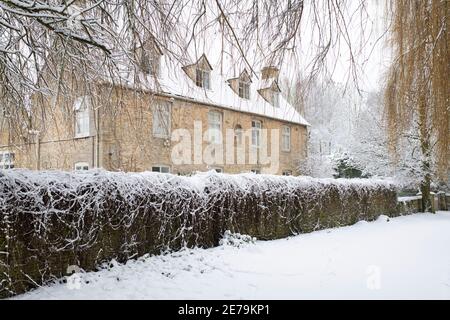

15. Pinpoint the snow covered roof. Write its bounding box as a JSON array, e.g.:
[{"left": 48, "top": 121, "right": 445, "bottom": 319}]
[
  {"left": 107, "top": 1, "right": 309, "bottom": 126},
  {"left": 123, "top": 56, "right": 309, "bottom": 126},
  {"left": 151, "top": 63, "right": 309, "bottom": 126}
]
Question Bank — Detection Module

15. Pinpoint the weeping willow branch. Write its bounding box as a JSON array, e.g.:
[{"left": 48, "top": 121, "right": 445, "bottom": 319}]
[{"left": 384, "top": 0, "right": 449, "bottom": 184}]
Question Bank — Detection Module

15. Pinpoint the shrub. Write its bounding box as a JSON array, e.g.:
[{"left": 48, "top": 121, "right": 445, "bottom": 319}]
[{"left": 0, "top": 169, "right": 398, "bottom": 298}]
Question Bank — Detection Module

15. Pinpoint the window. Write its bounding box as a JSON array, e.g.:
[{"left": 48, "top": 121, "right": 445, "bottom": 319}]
[
  {"left": 74, "top": 162, "right": 89, "bottom": 171},
  {"left": 196, "top": 68, "right": 211, "bottom": 89},
  {"left": 282, "top": 126, "right": 291, "bottom": 152},
  {"left": 0, "top": 151, "right": 14, "bottom": 169},
  {"left": 282, "top": 170, "right": 292, "bottom": 176},
  {"left": 153, "top": 101, "right": 171, "bottom": 138},
  {"left": 251, "top": 169, "right": 261, "bottom": 174},
  {"left": 238, "top": 81, "right": 250, "bottom": 99},
  {"left": 208, "top": 111, "right": 222, "bottom": 144},
  {"left": 152, "top": 165, "right": 170, "bottom": 173},
  {"left": 212, "top": 168, "right": 223, "bottom": 173},
  {"left": 151, "top": 55, "right": 161, "bottom": 76},
  {"left": 74, "top": 96, "right": 90, "bottom": 138},
  {"left": 272, "top": 92, "right": 280, "bottom": 107},
  {"left": 234, "top": 124, "right": 243, "bottom": 145},
  {"left": 251, "top": 120, "right": 262, "bottom": 148},
  {"left": 141, "top": 50, "right": 160, "bottom": 76}
]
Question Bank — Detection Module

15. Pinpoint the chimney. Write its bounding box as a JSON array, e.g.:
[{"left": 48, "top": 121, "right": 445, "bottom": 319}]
[{"left": 261, "top": 66, "right": 280, "bottom": 80}]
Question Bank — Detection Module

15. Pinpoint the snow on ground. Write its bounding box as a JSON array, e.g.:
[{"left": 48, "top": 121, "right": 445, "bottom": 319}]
[
  {"left": 14, "top": 212, "right": 450, "bottom": 300},
  {"left": 398, "top": 195, "right": 422, "bottom": 202}
]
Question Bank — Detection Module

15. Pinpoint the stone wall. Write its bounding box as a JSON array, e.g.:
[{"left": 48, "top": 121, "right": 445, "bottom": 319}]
[
  {"left": 0, "top": 85, "right": 307, "bottom": 175},
  {"left": 97, "top": 86, "right": 307, "bottom": 175}
]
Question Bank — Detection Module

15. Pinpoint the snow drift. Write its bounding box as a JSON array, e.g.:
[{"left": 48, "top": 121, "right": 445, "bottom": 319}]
[{"left": 0, "top": 169, "right": 398, "bottom": 298}]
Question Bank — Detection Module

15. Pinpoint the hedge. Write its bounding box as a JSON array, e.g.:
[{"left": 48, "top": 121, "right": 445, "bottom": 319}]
[{"left": 0, "top": 169, "right": 399, "bottom": 298}]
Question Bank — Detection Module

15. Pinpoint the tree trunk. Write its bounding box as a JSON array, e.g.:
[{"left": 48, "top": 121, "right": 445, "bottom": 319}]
[
  {"left": 418, "top": 92, "right": 433, "bottom": 213},
  {"left": 420, "top": 168, "right": 432, "bottom": 213}
]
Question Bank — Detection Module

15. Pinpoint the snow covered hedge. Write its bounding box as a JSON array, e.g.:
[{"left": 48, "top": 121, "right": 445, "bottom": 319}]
[{"left": 0, "top": 169, "right": 398, "bottom": 298}]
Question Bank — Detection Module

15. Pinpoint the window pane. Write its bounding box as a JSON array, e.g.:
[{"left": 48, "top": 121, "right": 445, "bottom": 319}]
[
  {"left": 208, "top": 111, "right": 221, "bottom": 123},
  {"left": 75, "top": 98, "right": 90, "bottom": 137},
  {"left": 235, "top": 128, "right": 243, "bottom": 145},
  {"left": 251, "top": 121, "right": 261, "bottom": 147},
  {"left": 239, "top": 82, "right": 250, "bottom": 99},
  {"left": 153, "top": 102, "right": 171, "bottom": 137},
  {"left": 272, "top": 92, "right": 280, "bottom": 107},
  {"left": 208, "top": 111, "right": 222, "bottom": 143},
  {"left": 203, "top": 71, "right": 210, "bottom": 89},
  {"left": 252, "top": 129, "right": 260, "bottom": 147},
  {"left": 196, "top": 69, "right": 210, "bottom": 89},
  {"left": 196, "top": 69, "right": 202, "bottom": 87},
  {"left": 75, "top": 162, "right": 89, "bottom": 171},
  {"left": 152, "top": 166, "right": 169, "bottom": 173},
  {"left": 282, "top": 126, "right": 290, "bottom": 151},
  {"left": 252, "top": 120, "right": 261, "bottom": 129},
  {"left": 161, "top": 166, "right": 170, "bottom": 173},
  {"left": 153, "top": 57, "right": 160, "bottom": 76}
]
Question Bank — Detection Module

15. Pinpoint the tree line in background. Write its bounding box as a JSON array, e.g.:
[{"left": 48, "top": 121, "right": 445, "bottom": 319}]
[{"left": 286, "top": 78, "right": 433, "bottom": 195}]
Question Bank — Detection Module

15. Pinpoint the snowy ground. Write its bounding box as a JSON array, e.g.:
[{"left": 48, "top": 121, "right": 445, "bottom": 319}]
[{"left": 14, "top": 212, "right": 450, "bottom": 300}]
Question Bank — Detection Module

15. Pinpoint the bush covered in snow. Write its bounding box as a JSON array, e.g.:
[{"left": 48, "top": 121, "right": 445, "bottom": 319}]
[
  {"left": 219, "top": 230, "right": 257, "bottom": 248},
  {"left": 0, "top": 169, "right": 398, "bottom": 298}
]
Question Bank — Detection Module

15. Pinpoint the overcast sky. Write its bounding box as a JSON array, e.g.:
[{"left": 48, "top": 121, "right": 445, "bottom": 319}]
[{"left": 281, "top": 0, "right": 392, "bottom": 93}]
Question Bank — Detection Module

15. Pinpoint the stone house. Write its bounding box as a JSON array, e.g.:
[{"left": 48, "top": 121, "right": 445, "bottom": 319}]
[{"left": 0, "top": 49, "right": 309, "bottom": 175}]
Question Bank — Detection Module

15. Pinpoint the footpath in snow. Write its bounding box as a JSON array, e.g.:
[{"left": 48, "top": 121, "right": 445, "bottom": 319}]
[{"left": 14, "top": 212, "right": 450, "bottom": 300}]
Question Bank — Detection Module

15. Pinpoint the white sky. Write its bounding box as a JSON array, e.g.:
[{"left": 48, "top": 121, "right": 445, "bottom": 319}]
[
  {"left": 167, "top": 1, "right": 392, "bottom": 93},
  {"left": 281, "top": 0, "right": 392, "bottom": 93}
]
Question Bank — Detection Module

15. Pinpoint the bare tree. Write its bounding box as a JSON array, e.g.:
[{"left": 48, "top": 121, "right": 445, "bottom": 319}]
[
  {"left": 0, "top": 1, "right": 369, "bottom": 99},
  {"left": 0, "top": 0, "right": 374, "bottom": 165}
]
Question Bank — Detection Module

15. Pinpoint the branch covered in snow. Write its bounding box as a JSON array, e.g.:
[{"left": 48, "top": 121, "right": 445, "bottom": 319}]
[{"left": 0, "top": 1, "right": 374, "bottom": 142}]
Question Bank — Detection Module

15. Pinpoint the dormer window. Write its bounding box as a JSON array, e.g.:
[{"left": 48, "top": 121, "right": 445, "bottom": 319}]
[
  {"left": 136, "top": 39, "right": 162, "bottom": 77},
  {"left": 183, "top": 54, "right": 213, "bottom": 90},
  {"left": 141, "top": 51, "right": 161, "bottom": 76},
  {"left": 196, "top": 68, "right": 211, "bottom": 89},
  {"left": 257, "top": 76, "right": 281, "bottom": 107},
  {"left": 238, "top": 81, "right": 250, "bottom": 100},
  {"left": 227, "top": 69, "right": 252, "bottom": 100}
]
